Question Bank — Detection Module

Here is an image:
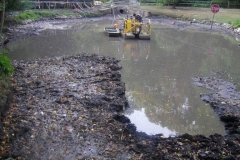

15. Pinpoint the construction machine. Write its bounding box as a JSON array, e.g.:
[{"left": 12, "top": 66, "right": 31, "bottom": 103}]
[{"left": 105, "top": 14, "right": 152, "bottom": 40}]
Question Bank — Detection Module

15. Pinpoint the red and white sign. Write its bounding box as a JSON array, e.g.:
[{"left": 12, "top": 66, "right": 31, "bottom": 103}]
[{"left": 211, "top": 4, "right": 220, "bottom": 14}]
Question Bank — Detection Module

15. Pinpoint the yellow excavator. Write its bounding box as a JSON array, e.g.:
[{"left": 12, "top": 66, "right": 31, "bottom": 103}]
[{"left": 105, "top": 14, "right": 152, "bottom": 40}]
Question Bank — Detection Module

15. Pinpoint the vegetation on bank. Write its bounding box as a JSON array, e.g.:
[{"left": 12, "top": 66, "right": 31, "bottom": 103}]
[
  {"left": 140, "top": 6, "right": 240, "bottom": 28},
  {"left": 12, "top": 10, "right": 103, "bottom": 24},
  {"left": 138, "top": 0, "right": 240, "bottom": 9},
  {"left": 0, "top": 51, "right": 13, "bottom": 77},
  {"left": 0, "top": 0, "right": 15, "bottom": 100},
  {"left": 231, "top": 19, "right": 240, "bottom": 28},
  {"left": 137, "top": 0, "right": 240, "bottom": 27},
  {"left": 14, "top": 10, "right": 54, "bottom": 22},
  {"left": 0, "top": 51, "right": 13, "bottom": 99}
]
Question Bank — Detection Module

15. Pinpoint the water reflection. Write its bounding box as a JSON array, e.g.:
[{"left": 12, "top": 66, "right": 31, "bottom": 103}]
[
  {"left": 7, "top": 19, "right": 240, "bottom": 137},
  {"left": 121, "top": 31, "right": 230, "bottom": 136},
  {"left": 126, "top": 108, "right": 176, "bottom": 136}
]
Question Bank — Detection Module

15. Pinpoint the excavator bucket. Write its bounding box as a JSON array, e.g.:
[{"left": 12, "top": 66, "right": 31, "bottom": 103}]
[{"left": 138, "top": 21, "right": 152, "bottom": 40}]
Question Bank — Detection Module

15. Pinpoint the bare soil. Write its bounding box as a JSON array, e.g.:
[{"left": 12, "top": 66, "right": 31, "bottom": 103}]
[{"left": 0, "top": 15, "right": 240, "bottom": 160}]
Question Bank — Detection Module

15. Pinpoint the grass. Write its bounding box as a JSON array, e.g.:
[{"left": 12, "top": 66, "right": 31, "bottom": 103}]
[
  {"left": 231, "top": 19, "right": 240, "bottom": 28},
  {"left": 140, "top": 6, "right": 240, "bottom": 28},
  {"left": 13, "top": 9, "right": 103, "bottom": 24},
  {"left": 14, "top": 10, "right": 56, "bottom": 23}
]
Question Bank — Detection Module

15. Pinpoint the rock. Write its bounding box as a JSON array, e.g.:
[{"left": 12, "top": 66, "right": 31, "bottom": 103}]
[
  {"left": 22, "top": 19, "right": 33, "bottom": 25},
  {"left": 198, "top": 153, "right": 206, "bottom": 158},
  {"left": 113, "top": 115, "right": 130, "bottom": 123},
  {"left": 221, "top": 23, "right": 231, "bottom": 29},
  {"left": 55, "top": 15, "right": 68, "bottom": 19},
  {"left": 234, "top": 28, "right": 240, "bottom": 34},
  {"left": 223, "top": 155, "right": 236, "bottom": 160}
]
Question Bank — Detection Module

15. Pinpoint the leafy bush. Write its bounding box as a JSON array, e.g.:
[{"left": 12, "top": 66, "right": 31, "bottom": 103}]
[
  {"left": 0, "top": 51, "right": 14, "bottom": 77},
  {"left": 156, "top": 3, "right": 164, "bottom": 6},
  {"left": 19, "top": 11, "right": 40, "bottom": 20},
  {"left": 38, "top": 11, "right": 55, "bottom": 17},
  {"left": 193, "top": 2, "right": 211, "bottom": 8}
]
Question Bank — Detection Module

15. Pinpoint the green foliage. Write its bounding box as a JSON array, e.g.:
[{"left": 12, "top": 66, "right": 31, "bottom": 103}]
[
  {"left": 156, "top": 2, "right": 164, "bottom": 6},
  {"left": 193, "top": 2, "right": 211, "bottom": 8},
  {"left": 211, "top": 0, "right": 228, "bottom": 5},
  {"left": 6, "top": 0, "right": 34, "bottom": 11},
  {"left": 0, "top": 51, "right": 14, "bottom": 77},
  {"left": 13, "top": 10, "right": 103, "bottom": 24},
  {"left": 231, "top": 19, "right": 240, "bottom": 28},
  {"left": 211, "top": 0, "right": 240, "bottom": 8},
  {"left": 19, "top": 11, "right": 40, "bottom": 20},
  {"left": 158, "top": 0, "right": 184, "bottom": 6},
  {"left": 14, "top": 11, "right": 55, "bottom": 23},
  {"left": 0, "top": 3, "right": 3, "bottom": 11},
  {"left": 146, "top": 3, "right": 164, "bottom": 6}
]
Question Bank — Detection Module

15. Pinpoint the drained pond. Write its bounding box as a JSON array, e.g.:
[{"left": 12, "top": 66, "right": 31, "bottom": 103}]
[{"left": 7, "top": 19, "right": 240, "bottom": 137}]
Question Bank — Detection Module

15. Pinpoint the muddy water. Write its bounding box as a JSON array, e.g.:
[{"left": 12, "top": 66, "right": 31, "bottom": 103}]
[{"left": 7, "top": 19, "right": 240, "bottom": 137}]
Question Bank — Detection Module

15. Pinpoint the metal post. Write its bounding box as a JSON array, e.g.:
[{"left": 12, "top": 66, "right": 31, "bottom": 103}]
[{"left": 210, "top": 13, "right": 215, "bottom": 30}]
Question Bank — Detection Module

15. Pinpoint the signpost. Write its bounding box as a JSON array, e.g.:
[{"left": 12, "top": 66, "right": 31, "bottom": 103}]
[{"left": 211, "top": 4, "right": 220, "bottom": 30}]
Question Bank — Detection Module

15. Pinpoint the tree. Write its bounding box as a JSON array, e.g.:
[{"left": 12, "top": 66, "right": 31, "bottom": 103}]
[
  {"left": 159, "top": 0, "right": 179, "bottom": 8},
  {"left": 0, "top": 0, "right": 5, "bottom": 33},
  {"left": 0, "top": 0, "right": 13, "bottom": 77},
  {"left": 5, "top": 0, "right": 33, "bottom": 11}
]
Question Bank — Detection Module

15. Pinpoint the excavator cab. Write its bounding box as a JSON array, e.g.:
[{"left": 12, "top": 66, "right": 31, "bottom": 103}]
[
  {"left": 134, "top": 14, "right": 142, "bottom": 22},
  {"left": 121, "top": 14, "right": 151, "bottom": 39}
]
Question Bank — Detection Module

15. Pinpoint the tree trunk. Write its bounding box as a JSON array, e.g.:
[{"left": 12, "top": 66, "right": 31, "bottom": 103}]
[
  {"left": 0, "top": 0, "right": 5, "bottom": 33},
  {"left": 172, "top": 2, "right": 176, "bottom": 9}
]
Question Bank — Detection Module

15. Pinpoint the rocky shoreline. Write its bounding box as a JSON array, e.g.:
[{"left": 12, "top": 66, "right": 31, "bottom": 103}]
[
  {"left": 193, "top": 77, "right": 240, "bottom": 135},
  {"left": 149, "top": 15, "right": 240, "bottom": 42}
]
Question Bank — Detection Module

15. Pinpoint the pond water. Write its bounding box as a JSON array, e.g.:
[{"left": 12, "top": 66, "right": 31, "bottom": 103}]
[{"left": 7, "top": 19, "right": 240, "bottom": 137}]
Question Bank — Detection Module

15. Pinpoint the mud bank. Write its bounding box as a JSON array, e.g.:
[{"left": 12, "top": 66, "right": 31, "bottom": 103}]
[
  {"left": 0, "top": 54, "right": 130, "bottom": 159},
  {"left": 0, "top": 54, "right": 239, "bottom": 159},
  {"left": 2, "top": 15, "right": 240, "bottom": 45},
  {"left": 150, "top": 16, "right": 240, "bottom": 41},
  {"left": 193, "top": 77, "right": 240, "bottom": 135}
]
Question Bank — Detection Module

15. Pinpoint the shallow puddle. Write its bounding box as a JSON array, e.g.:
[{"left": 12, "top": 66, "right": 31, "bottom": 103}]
[{"left": 7, "top": 19, "right": 240, "bottom": 137}]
